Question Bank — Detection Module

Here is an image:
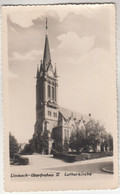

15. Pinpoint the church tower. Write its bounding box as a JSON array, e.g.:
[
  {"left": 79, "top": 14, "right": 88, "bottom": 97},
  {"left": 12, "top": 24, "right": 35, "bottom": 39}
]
[{"left": 34, "top": 18, "right": 58, "bottom": 154}]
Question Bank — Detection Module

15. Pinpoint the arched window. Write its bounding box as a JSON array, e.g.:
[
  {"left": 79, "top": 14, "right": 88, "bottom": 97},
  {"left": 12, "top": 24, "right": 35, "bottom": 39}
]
[
  {"left": 64, "top": 129, "right": 66, "bottom": 138},
  {"left": 55, "top": 87, "right": 56, "bottom": 101},
  {"left": 52, "top": 86, "right": 54, "bottom": 100},
  {"left": 48, "top": 111, "right": 51, "bottom": 116},
  {"left": 67, "top": 130, "right": 69, "bottom": 139},
  {"left": 48, "top": 85, "right": 51, "bottom": 98},
  {"left": 53, "top": 112, "right": 57, "bottom": 117}
]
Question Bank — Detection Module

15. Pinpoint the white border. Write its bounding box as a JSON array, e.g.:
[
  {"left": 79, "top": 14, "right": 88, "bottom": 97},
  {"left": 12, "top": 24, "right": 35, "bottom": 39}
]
[{"left": 0, "top": 0, "right": 120, "bottom": 193}]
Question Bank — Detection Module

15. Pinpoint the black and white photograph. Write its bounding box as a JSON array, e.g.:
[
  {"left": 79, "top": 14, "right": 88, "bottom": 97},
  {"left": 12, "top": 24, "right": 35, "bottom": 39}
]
[{"left": 2, "top": 4, "right": 118, "bottom": 191}]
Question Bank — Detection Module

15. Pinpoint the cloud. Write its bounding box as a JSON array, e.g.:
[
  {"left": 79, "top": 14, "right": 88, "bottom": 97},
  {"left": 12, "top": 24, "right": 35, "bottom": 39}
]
[
  {"left": 55, "top": 46, "right": 115, "bottom": 135},
  {"left": 7, "top": 4, "right": 112, "bottom": 26},
  {"left": 7, "top": 5, "right": 112, "bottom": 61},
  {"left": 7, "top": 15, "right": 60, "bottom": 57},
  {"left": 57, "top": 32, "right": 95, "bottom": 57},
  {"left": 7, "top": 6, "right": 60, "bottom": 28},
  {"left": 7, "top": 5, "right": 116, "bottom": 142},
  {"left": 9, "top": 50, "right": 43, "bottom": 61}
]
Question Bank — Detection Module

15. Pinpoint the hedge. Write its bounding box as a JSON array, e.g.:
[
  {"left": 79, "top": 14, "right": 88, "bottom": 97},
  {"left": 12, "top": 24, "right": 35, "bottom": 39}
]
[{"left": 53, "top": 151, "right": 113, "bottom": 163}]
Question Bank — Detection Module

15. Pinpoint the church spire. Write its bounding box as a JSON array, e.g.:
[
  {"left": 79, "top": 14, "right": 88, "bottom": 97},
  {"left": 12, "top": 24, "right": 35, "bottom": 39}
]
[
  {"left": 45, "top": 17, "right": 48, "bottom": 35},
  {"left": 36, "top": 64, "right": 40, "bottom": 78},
  {"left": 43, "top": 18, "right": 51, "bottom": 71},
  {"left": 54, "top": 63, "right": 57, "bottom": 77}
]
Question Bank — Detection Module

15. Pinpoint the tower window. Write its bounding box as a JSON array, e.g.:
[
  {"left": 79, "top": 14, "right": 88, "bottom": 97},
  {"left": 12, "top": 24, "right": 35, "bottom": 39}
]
[
  {"left": 53, "top": 112, "right": 57, "bottom": 117},
  {"left": 48, "top": 85, "right": 51, "bottom": 98},
  {"left": 67, "top": 130, "right": 69, "bottom": 139},
  {"left": 55, "top": 87, "right": 56, "bottom": 101},
  {"left": 64, "top": 129, "right": 66, "bottom": 138},
  {"left": 52, "top": 87, "right": 54, "bottom": 100},
  {"left": 48, "top": 111, "right": 51, "bottom": 116}
]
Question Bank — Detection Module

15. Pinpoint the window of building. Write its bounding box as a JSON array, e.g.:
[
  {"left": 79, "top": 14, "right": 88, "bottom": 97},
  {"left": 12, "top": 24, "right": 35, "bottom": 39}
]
[
  {"left": 64, "top": 129, "right": 66, "bottom": 138},
  {"left": 53, "top": 112, "right": 57, "bottom": 117},
  {"left": 48, "top": 85, "right": 51, "bottom": 98},
  {"left": 52, "top": 86, "right": 54, "bottom": 100},
  {"left": 55, "top": 87, "right": 56, "bottom": 101},
  {"left": 67, "top": 130, "right": 69, "bottom": 139},
  {"left": 48, "top": 111, "right": 51, "bottom": 116}
]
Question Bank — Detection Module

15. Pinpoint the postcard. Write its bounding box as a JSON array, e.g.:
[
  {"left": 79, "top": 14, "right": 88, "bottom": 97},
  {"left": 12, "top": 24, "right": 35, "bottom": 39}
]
[{"left": 2, "top": 4, "right": 118, "bottom": 191}]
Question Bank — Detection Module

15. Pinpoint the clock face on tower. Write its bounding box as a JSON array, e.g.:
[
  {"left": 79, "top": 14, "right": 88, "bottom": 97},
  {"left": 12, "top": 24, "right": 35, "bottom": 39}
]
[{"left": 47, "top": 70, "right": 54, "bottom": 77}]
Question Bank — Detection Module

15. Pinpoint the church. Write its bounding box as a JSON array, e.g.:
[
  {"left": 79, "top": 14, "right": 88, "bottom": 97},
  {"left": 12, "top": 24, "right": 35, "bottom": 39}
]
[{"left": 32, "top": 19, "right": 90, "bottom": 154}]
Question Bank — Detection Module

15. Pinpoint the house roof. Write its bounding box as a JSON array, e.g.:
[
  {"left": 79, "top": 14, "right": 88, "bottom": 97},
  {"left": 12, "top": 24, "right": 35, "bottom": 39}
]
[{"left": 59, "top": 107, "right": 90, "bottom": 123}]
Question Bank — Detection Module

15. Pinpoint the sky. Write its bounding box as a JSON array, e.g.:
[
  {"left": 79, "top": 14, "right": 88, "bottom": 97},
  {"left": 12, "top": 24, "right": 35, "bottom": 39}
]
[{"left": 7, "top": 4, "right": 116, "bottom": 143}]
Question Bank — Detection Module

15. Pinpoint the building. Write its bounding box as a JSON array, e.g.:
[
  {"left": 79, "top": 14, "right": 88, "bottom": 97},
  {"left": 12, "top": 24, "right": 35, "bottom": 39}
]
[{"left": 31, "top": 19, "right": 92, "bottom": 154}]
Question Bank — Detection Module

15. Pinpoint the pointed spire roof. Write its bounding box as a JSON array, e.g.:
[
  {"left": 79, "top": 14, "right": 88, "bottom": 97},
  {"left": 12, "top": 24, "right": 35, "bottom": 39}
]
[
  {"left": 43, "top": 18, "right": 51, "bottom": 71},
  {"left": 40, "top": 60, "right": 43, "bottom": 72},
  {"left": 36, "top": 64, "right": 40, "bottom": 78},
  {"left": 43, "top": 35, "right": 51, "bottom": 71},
  {"left": 54, "top": 64, "right": 57, "bottom": 77}
]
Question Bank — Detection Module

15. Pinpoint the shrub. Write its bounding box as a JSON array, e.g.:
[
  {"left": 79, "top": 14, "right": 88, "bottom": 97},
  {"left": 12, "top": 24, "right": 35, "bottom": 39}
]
[
  {"left": 12, "top": 154, "right": 29, "bottom": 165},
  {"left": 20, "top": 143, "right": 33, "bottom": 155},
  {"left": 53, "top": 150, "right": 113, "bottom": 163}
]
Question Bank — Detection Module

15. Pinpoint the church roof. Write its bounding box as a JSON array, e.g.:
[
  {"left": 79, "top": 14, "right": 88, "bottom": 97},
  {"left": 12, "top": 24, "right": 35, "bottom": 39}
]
[
  {"left": 36, "top": 64, "right": 40, "bottom": 77},
  {"left": 43, "top": 35, "right": 51, "bottom": 71},
  {"left": 59, "top": 107, "right": 90, "bottom": 122}
]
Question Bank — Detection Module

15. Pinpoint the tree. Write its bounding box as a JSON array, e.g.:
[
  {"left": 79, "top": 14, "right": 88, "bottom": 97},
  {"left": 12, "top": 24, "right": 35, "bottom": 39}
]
[
  {"left": 85, "top": 119, "right": 114, "bottom": 152},
  {"left": 69, "top": 119, "right": 113, "bottom": 153},
  {"left": 69, "top": 129, "right": 86, "bottom": 153},
  {"left": 63, "top": 137, "right": 69, "bottom": 153},
  {"left": 9, "top": 132, "right": 19, "bottom": 158},
  {"left": 108, "top": 133, "right": 113, "bottom": 151},
  {"left": 85, "top": 119, "right": 106, "bottom": 152},
  {"left": 21, "top": 143, "right": 31, "bottom": 155},
  {"left": 103, "top": 133, "right": 113, "bottom": 151},
  {"left": 40, "top": 128, "right": 49, "bottom": 154}
]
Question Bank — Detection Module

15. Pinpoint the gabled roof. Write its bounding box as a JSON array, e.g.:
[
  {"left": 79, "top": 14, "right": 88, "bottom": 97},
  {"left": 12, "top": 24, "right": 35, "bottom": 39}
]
[{"left": 59, "top": 107, "right": 90, "bottom": 123}]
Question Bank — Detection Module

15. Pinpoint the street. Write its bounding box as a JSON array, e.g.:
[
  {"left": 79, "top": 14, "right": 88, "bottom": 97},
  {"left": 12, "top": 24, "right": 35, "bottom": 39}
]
[{"left": 10, "top": 154, "right": 113, "bottom": 181}]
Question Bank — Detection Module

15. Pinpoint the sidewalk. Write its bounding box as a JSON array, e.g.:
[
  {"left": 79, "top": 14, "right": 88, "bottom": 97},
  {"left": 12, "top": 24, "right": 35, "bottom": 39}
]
[
  {"left": 38, "top": 154, "right": 113, "bottom": 169},
  {"left": 10, "top": 154, "right": 113, "bottom": 174}
]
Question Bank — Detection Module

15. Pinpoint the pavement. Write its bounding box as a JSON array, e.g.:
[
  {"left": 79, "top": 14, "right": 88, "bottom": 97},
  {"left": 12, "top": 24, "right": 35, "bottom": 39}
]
[
  {"left": 10, "top": 154, "right": 113, "bottom": 176},
  {"left": 8, "top": 154, "right": 116, "bottom": 193}
]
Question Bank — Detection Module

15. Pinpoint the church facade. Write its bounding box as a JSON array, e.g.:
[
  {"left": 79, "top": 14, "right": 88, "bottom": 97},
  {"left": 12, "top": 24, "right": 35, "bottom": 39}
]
[{"left": 32, "top": 21, "right": 90, "bottom": 154}]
